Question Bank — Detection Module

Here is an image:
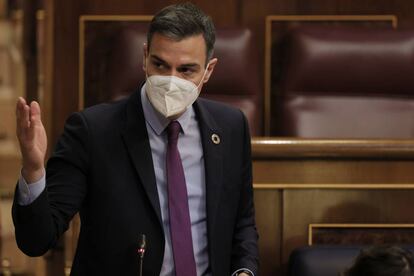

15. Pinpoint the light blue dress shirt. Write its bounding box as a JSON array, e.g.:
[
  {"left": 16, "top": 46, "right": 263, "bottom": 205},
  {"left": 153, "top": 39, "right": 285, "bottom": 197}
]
[{"left": 17, "top": 85, "right": 253, "bottom": 276}]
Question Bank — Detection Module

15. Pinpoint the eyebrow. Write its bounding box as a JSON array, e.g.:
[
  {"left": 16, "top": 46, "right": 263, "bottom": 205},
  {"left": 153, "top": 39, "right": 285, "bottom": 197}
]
[
  {"left": 150, "top": 55, "right": 168, "bottom": 65},
  {"left": 150, "top": 54, "right": 200, "bottom": 69}
]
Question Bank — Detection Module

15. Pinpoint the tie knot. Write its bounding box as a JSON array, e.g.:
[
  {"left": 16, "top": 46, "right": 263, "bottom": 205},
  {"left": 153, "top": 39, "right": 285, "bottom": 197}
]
[{"left": 167, "top": 121, "right": 181, "bottom": 143}]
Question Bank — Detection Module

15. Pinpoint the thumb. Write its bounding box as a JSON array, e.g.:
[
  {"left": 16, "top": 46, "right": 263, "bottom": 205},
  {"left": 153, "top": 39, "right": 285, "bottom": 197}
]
[{"left": 30, "top": 101, "right": 42, "bottom": 126}]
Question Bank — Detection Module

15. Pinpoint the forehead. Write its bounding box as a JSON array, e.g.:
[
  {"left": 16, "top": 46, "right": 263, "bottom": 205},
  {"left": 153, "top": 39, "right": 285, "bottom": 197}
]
[{"left": 148, "top": 33, "right": 207, "bottom": 65}]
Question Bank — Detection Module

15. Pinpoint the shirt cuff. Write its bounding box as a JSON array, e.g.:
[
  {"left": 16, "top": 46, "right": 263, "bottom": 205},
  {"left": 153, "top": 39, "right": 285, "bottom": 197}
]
[
  {"left": 232, "top": 268, "right": 255, "bottom": 276},
  {"left": 17, "top": 170, "right": 46, "bottom": 206}
]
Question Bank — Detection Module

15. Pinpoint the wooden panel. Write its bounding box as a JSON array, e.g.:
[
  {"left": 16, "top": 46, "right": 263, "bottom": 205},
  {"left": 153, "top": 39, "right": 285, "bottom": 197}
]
[
  {"left": 251, "top": 139, "right": 414, "bottom": 274},
  {"left": 80, "top": 0, "right": 240, "bottom": 26},
  {"left": 22, "top": 0, "right": 39, "bottom": 102},
  {"left": 0, "top": 141, "right": 20, "bottom": 194},
  {"left": 44, "top": 0, "right": 81, "bottom": 147},
  {"left": 254, "top": 160, "right": 414, "bottom": 185},
  {"left": 309, "top": 224, "right": 414, "bottom": 245},
  {"left": 282, "top": 190, "right": 414, "bottom": 266},
  {"left": 253, "top": 138, "right": 414, "bottom": 159},
  {"left": 254, "top": 190, "right": 283, "bottom": 276},
  {"left": 252, "top": 138, "right": 414, "bottom": 185}
]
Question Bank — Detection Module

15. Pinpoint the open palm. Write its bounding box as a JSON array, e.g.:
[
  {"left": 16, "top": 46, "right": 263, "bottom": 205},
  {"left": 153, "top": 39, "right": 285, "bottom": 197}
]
[{"left": 16, "top": 97, "right": 47, "bottom": 183}]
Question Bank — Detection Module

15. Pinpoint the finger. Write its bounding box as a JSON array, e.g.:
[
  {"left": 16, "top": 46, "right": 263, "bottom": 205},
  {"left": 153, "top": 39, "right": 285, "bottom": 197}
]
[
  {"left": 29, "top": 101, "right": 42, "bottom": 127},
  {"left": 18, "top": 97, "right": 27, "bottom": 106},
  {"left": 16, "top": 97, "right": 26, "bottom": 119},
  {"left": 16, "top": 98, "right": 30, "bottom": 131}
]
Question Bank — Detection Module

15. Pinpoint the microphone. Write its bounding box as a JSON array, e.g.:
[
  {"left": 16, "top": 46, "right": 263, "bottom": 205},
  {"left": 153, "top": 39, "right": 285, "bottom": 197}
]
[{"left": 138, "top": 234, "right": 146, "bottom": 276}]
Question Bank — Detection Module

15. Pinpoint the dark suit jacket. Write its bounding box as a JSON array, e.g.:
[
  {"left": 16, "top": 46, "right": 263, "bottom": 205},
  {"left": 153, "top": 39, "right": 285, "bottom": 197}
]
[{"left": 12, "top": 90, "right": 259, "bottom": 275}]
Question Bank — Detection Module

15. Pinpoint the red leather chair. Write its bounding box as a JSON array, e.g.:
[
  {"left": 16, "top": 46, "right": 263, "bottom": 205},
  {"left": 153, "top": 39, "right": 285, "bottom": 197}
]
[
  {"left": 103, "top": 27, "right": 263, "bottom": 136},
  {"left": 272, "top": 26, "right": 414, "bottom": 138},
  {"left": 289, "top": 245, "right": 414, "bottom": 276}
]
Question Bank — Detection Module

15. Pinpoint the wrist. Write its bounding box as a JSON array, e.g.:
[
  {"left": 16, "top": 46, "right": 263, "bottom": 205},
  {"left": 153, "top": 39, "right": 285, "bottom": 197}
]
[{"left": 21, "top": 167, "right": 45, "bottom": 184}]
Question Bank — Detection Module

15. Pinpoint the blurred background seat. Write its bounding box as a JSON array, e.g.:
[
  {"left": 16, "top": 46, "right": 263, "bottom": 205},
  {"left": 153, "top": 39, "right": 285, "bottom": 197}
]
[
  {"left": 272, "top": 26, "right": 414, "bottom": 138},
  {"left": 288, "top": 245, "right": 414, "bottom": 276}
]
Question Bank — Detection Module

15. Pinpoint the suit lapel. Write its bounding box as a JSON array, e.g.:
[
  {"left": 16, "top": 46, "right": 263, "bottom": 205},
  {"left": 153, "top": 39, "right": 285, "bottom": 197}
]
[
  {"left": 120, "top": 94, "right": 224, "bottom": 255},
  {"left": 121, "top": 90, "right": 162, "bottom": 226},
  {"left": 194, "top": 99, "right": 224, "bottom": 245}
]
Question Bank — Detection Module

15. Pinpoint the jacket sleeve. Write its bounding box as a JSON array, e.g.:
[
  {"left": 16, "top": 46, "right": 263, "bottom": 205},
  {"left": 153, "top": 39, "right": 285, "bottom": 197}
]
[
  {"left": 231, "top": 111, "right": 259, "bottom": 275},
  {"left": 12, "top": 112, "right": 89, "bottom": 256}
]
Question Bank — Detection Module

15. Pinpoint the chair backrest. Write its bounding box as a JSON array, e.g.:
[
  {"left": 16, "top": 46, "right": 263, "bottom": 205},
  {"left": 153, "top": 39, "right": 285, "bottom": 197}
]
[
  {"left": 273, "top": 26, "right": 414, "bottom": 138},
  {"left": 103, "top": 27, "right": 263, "bottom": 135},
  {"left": 104, "top": 25, "right": 147, "bottom": 102},
  {"left": 288, "top": 245, "right": 414, "bottom": 276},
  {"left": 289, "top": 246, "right": 361, "bottom": 276}
]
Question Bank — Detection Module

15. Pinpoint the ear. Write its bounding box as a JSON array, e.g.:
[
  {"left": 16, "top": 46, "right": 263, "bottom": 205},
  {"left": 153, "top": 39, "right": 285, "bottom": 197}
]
[
  {"left": 142, "top": 43, "right": 148, "bottom": 71},
  {"left": 203, "top": 58, "right": 218, "bottom": 83}
]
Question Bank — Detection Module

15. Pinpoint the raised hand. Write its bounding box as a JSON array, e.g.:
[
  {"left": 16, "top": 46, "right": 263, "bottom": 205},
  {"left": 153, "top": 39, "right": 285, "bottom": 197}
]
[{"left": 16, "top": 97, "right": 47, "bottom": 183}]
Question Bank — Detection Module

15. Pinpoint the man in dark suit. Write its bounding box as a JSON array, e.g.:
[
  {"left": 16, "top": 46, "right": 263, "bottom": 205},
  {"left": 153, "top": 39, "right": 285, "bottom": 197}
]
[{"left": 13, "top": 3, "right": 258, "bottom": 275}]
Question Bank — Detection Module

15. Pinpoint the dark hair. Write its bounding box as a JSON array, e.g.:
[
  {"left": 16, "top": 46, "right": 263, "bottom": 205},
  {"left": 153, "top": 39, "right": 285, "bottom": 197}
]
[
  {"left": 147, "top": 2, "right": 216, "bottom": 64},
  {"left": 344, "top": 246, "right": 414, "bottom": 276}
]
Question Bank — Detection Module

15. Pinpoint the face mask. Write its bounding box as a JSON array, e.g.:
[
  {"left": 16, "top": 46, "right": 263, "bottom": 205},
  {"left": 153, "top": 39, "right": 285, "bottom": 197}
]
[{"left": 145, "top": 65, "right": 209, "bottom": 118}]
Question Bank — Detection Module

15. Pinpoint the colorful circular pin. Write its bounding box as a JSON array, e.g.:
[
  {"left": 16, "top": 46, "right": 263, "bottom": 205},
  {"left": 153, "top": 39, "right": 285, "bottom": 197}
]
[{"left": 211, "top": 134, "right": 220, "bottom": 144}]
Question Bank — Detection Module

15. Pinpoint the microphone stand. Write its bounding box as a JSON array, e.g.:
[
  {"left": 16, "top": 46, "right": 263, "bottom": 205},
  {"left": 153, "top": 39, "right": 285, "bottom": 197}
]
[{"left": 138, "top": 234, "right": 146, "bottom": 276}]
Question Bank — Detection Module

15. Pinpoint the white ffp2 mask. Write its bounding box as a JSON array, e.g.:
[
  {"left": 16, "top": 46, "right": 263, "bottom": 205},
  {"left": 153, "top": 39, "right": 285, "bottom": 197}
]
[{"left": 145, "top": 68, "right": 208, "bottom": 118}]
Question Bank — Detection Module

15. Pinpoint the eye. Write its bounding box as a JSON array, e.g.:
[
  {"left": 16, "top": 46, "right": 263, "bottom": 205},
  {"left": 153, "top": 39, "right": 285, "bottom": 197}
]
[
  {"left": 153, "top": 61, "right": 164, "bottom": 69},
  {"left": 178, "top": 67, "right": 195, "bottom": 76}
]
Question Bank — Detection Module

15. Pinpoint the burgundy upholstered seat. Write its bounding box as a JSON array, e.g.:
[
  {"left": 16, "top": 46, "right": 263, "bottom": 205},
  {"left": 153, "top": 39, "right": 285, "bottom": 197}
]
[{"left": 272, "top": 26, "right": 414, "bottom": 138}]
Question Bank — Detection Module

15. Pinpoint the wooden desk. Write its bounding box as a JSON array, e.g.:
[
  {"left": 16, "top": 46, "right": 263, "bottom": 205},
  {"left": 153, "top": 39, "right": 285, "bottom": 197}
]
[{"left": 252, "top": 138, "right": 414, "bottom": 275}]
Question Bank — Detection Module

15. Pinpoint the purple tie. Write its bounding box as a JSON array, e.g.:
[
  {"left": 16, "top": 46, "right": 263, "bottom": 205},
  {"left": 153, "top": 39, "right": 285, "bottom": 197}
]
[{"left": 167, "top": 121, "right": 197, "bottom": 276}]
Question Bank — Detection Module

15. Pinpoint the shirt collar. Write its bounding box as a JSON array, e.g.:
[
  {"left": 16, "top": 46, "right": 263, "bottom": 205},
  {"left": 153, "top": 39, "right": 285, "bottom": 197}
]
[{"left": 140, "top": 83, "right": 194, "bottom": 136}]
